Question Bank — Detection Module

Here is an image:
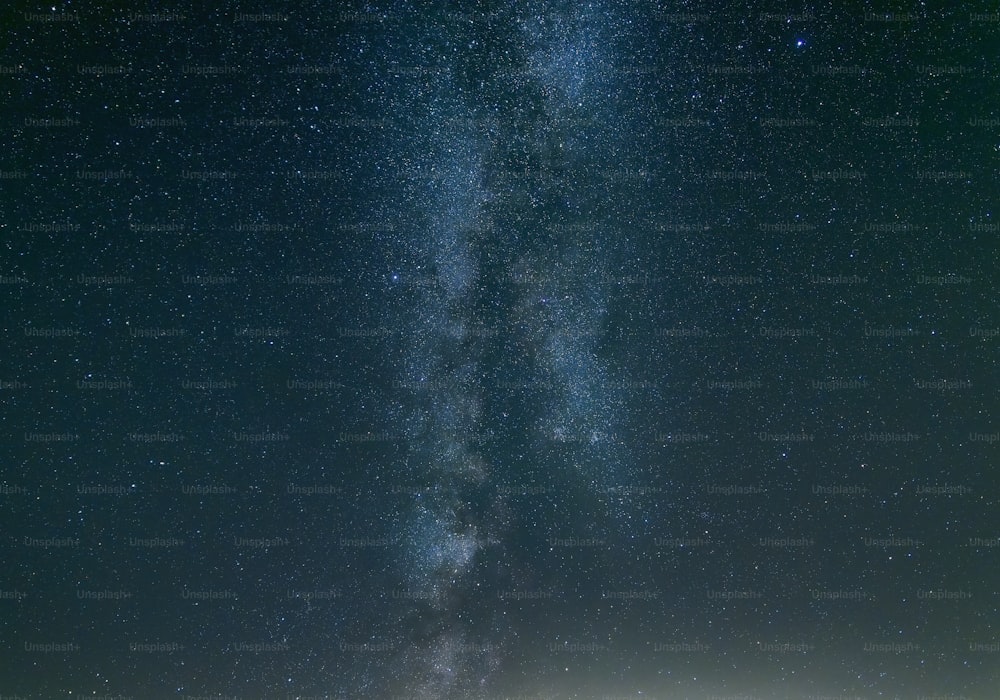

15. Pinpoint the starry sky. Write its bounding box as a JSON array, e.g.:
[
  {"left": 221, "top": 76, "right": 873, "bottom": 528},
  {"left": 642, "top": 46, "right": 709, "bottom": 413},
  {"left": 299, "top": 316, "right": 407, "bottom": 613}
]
[{"left": 1, "top": 2, "right": 998, "bottom": 699}]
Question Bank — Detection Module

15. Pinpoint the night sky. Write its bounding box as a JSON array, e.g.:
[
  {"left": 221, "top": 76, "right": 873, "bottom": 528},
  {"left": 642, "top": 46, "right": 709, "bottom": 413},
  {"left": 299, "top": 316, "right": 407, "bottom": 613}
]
[{"left": 2, "top": 2, "right": 998, "bottom": 699}]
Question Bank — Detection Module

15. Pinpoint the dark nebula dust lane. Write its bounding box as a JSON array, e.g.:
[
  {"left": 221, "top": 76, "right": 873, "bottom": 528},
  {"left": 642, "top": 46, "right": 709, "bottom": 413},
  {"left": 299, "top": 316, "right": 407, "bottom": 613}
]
[{"left": 2, "top": 2, "right": 997, "bottom": 699}]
